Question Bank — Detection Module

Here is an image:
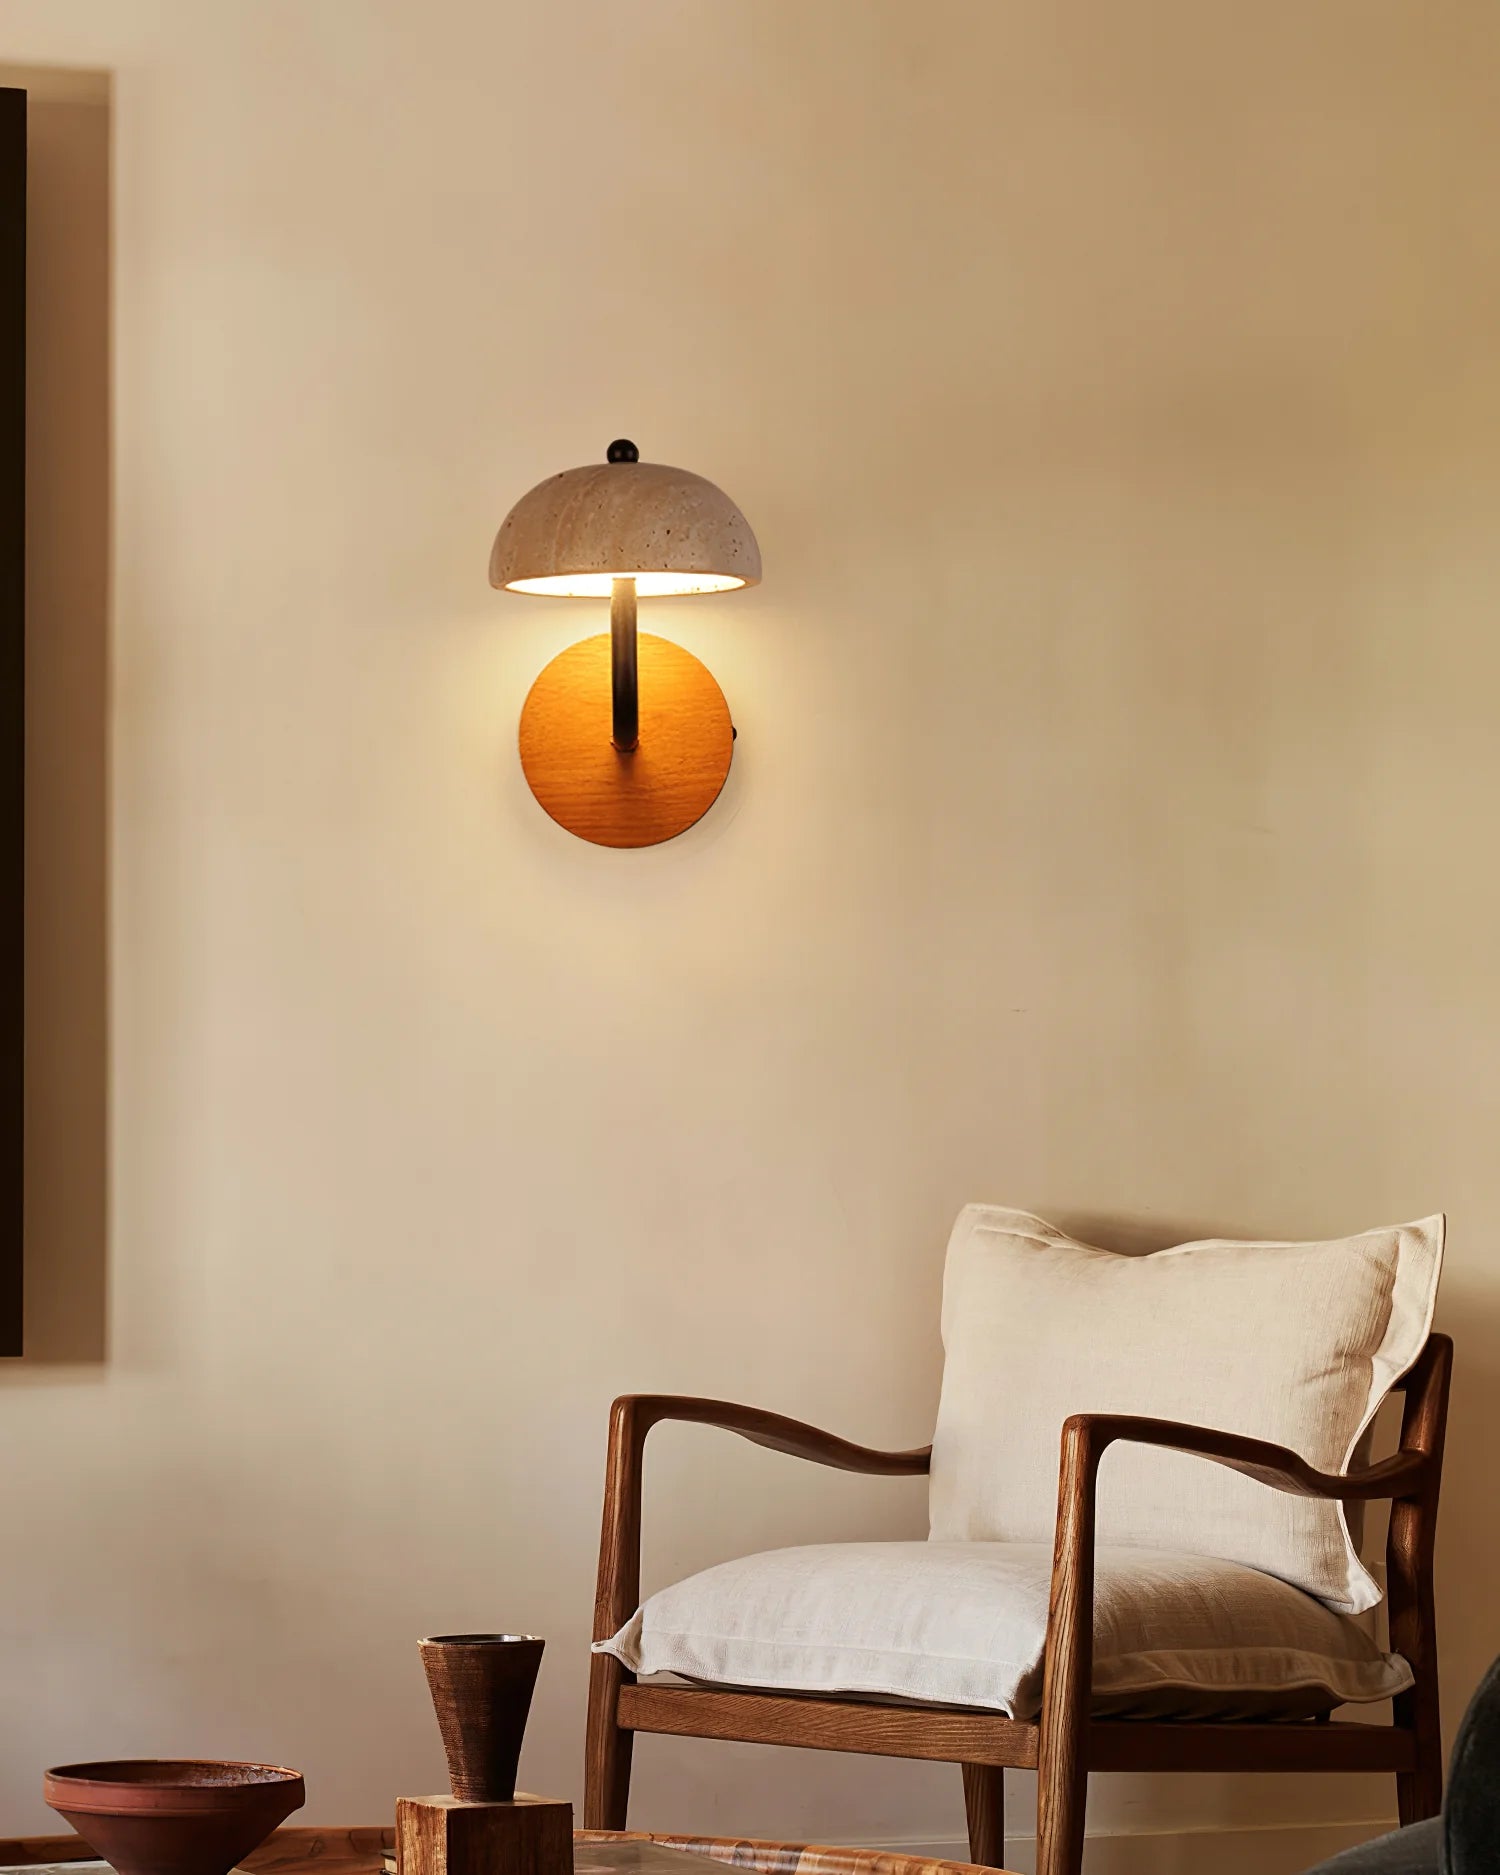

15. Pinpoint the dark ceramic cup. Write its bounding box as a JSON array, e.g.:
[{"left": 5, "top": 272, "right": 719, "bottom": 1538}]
[
  {"left": 419, "top": 1633, "right": 544, "bottom": 1803},
  {"left": 43, "top": 1760, "right": 305, "bottom": 1875}
]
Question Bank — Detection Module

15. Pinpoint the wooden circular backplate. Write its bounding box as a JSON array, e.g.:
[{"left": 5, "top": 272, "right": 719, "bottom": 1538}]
[{"left": 518, "top": 632, "right": 734, "bottom": 847}]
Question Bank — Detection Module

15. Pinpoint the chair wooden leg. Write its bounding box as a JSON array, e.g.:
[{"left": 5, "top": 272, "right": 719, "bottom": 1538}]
[
  {"left": 584, "top": 1651, "right": 634, "bottom": 1829},
  {"left": 1034, "top": 1418, "right": 1096, "bottom": 1875},
  {"left": 1034, "top": 1743, "right": 1086, "bottom": 1875},
  {"left": 960, "top": 1764, "right": 1005, "bottom": 1868},
  {"left": 1395, "top": 1681, "right": 1444, "bottom": 1825},
  {"left": 1398, "top": 1758, "right": 1444, "bottom": 1829},
  {"left": 1386, "top": 1336, "right": 1449, "bottom": 1826},
  {"left": 1035, "top": 1645, "right": 1087, "bottom": 1875}
]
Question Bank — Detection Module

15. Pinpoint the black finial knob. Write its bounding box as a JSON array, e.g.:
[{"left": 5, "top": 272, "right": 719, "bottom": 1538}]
[{"left": 606, "top": 439, "right": 639, "bottom": 464}]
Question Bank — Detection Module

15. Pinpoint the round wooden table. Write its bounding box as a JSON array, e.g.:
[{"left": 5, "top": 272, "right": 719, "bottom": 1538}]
[
  {"left": 1, "top": 1822, "right": 1003, "bottom": 1875},
  {"left": 574, "top": 1832, "right": 996, "bottom": 1875}
]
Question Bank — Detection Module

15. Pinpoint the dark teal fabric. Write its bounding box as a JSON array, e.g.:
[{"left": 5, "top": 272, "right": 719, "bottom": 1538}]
[
  {"left": 1444, "top": 1655, "right": 1500, "bottom": 1875},
  {"left": 1306, "top": 1818, "right": 1441, "bottom": 1874}
]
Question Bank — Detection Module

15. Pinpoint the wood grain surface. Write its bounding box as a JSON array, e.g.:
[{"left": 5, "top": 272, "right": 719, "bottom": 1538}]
[
  {"left": 574, "top": 1835, "right": 999, "bottom": 1875},
  {"left": 958, "top": 1767, "right": 1003, "bottom": 1872},
  {"left": 1386, "top": 1333, "right": 1452, "bottom": 1825},
  {"left": 0, "top": 1828, "right": 1002, "bottom": 1875},
  {"left": 396, "top": 1797, "right": 570, "bottom": 1875},
  {"left": 519, "top": 633, "right": 733, "bottom": 847},
  {"left": 0, "top": 1829, "right": 393, "bottom": 1871},
  {"left": 616, "top": 1685, "right": 1037, "bottom": 1771}
]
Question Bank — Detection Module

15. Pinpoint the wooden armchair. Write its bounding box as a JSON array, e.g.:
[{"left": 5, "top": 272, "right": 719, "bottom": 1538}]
[{"left": 584, "top": 1334, "right": 1451, "bottom": 1875}]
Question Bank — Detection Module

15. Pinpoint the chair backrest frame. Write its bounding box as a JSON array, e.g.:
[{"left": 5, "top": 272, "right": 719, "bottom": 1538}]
[{"left": 1385, "top": 1331, "right": 1452, "bottom": 1796}]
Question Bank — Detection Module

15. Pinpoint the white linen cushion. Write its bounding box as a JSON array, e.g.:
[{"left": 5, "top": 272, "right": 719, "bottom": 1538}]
[
  {"left": 928, "top": 1207, "right": 1443, "bottom": 1614},
  {"left": 596, "top": 1541, "right": 1411, "bottom": 1719}
]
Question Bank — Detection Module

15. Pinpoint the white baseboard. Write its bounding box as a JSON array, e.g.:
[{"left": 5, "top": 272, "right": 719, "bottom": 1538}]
[{"left": 879, "top": 1819, "right": 1398, "bottom": 1874}]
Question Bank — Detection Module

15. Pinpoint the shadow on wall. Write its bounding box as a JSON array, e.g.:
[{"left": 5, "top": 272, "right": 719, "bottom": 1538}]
[
  {"left": 1050, "top": 1211, "right": 1242, "bottom": 1256},
  {"left": 0, "top": 62, "right": 110, "bottom": 1367}
]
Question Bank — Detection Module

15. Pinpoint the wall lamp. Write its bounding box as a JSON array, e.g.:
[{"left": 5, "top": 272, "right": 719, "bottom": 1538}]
[{"left": 490, "top": 440, "right": 760, "bottom": 848}]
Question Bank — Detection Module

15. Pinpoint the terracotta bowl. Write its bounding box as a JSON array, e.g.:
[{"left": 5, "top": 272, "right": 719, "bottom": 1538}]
[{"left": 44, "top": 1760, "right": 306, "bottom": 1875}]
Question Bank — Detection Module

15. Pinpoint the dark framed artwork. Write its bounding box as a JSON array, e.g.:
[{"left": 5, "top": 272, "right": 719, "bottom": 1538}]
[{"left": 0, "top": 86, "right": 22, "bottom": 1354}]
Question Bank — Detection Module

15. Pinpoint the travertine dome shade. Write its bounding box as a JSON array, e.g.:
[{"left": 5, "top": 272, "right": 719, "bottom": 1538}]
[{"left": 489, "top": 460, "right": 761, "bottom": 595}]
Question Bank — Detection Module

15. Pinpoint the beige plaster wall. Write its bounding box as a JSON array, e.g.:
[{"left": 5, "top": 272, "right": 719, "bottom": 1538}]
[{"left": 0, "top": 3, "right": 1496, "bottom": 1868}]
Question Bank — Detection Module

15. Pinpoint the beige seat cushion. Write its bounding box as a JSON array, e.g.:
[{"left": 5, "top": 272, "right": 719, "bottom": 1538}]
[
  {"left": 928, "top": 1207, "right": 1443, "bottom": 1614},
  {"left": 596, "top": 1541, "right": 1411, "bottom": 1720}
]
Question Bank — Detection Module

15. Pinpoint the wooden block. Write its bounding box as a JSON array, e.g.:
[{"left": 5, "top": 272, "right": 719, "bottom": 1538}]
[
  {"left": 396, "top": 1796, "right": 572, "bottom": 1875},
  {"left": 518, "top": 633, "right": 734, "bottom": 848}
]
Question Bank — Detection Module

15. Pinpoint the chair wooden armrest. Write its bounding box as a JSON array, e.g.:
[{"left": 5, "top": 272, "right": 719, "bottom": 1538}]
[
  {"left": 1053, "top": 1412, "right": 1435, "bottom": 1504},
  {"left": 593, "top": 1394, "right": 930, "bottom": 1641},
  {"left": 585, "top": 1392, "right": 930, "bottom": 1826},
  {"left": 1035, "top": 1334, "right": 1453, "bottom": 1875}
]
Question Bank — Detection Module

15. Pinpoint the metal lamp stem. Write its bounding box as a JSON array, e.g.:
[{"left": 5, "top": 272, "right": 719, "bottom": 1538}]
[{"left": 611, "top": 576, "right": 639, "bottom": 751}]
